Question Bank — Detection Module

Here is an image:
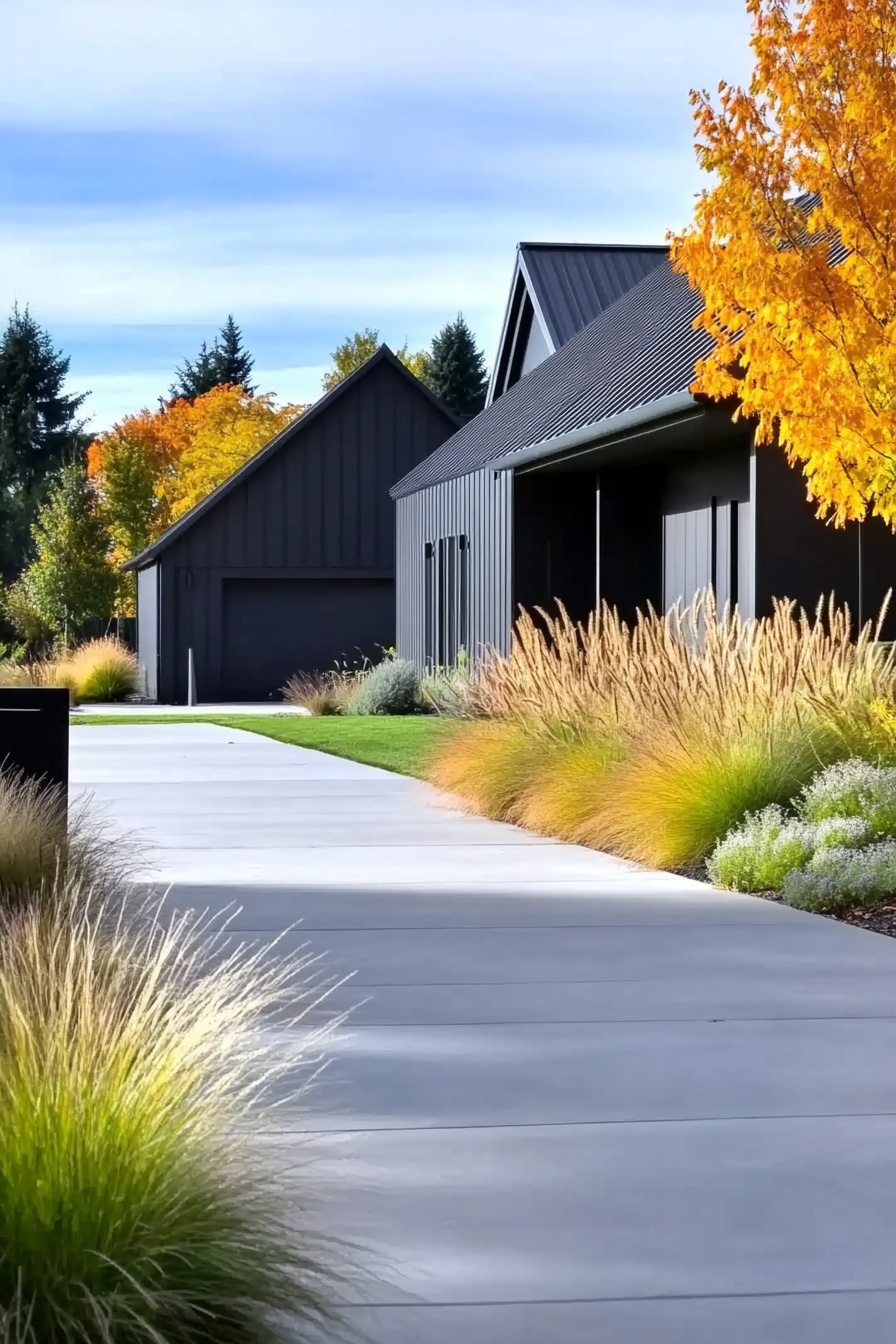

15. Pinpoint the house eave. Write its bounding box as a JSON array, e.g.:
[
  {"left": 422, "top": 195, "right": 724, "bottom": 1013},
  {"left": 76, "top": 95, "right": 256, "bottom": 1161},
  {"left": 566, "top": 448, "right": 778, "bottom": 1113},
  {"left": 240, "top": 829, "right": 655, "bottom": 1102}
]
[{"left": 484, "top": 389, "right": 700, "bottom": 475}]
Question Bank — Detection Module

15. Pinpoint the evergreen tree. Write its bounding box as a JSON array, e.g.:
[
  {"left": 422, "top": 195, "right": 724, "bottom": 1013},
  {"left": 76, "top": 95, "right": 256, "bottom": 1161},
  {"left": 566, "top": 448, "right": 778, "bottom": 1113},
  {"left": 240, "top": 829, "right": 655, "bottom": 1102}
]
[
  {"left": 170, "top": 316, "right": 255, "bottom": 401},
  {"left": 425, "top": 314, "right": 488, "bottom": 418},
  {"left": 214, "top": 315, "right": 255, "bottom": 391},
  {"left": 0, "top": 304, "right": 88, "bottom": 577},
  {"left": 18, "top": 462, "right": 117, "bottom": 642}
]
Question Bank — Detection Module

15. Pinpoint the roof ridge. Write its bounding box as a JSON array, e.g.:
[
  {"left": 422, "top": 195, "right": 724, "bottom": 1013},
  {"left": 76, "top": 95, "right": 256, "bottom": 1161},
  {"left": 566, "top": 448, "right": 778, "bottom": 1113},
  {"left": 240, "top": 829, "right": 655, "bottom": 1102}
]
[
  {"left": 392, "top": 258, "right": 709, "bottom": 500},
  {"left": 518, "top": 241, "right": 669, "bottom": 252},
  {"left": 124, "top": 345, "right": 457, "bottom": 570}
]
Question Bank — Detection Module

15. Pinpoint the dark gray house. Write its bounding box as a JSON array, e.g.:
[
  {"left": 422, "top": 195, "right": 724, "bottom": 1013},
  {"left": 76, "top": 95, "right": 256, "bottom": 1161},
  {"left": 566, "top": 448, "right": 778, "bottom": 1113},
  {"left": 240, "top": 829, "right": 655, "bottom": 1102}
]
[
  {"left": 124, "top": 347, "right": 457, "bottom": 702},
  {"left": 392, "top": 248, "right": 896, "bottom": 666},
  {"left": 486, "top": 242, "right": 667, "bottom": 404}
]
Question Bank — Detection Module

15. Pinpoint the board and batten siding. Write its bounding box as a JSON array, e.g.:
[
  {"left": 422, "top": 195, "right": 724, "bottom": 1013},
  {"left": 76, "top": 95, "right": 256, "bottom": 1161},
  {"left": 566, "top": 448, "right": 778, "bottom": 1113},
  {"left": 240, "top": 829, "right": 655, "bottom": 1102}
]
[
  {"left": 395, "top": 467, "right": 514, "bottom": 666},
  {"left": 151, "top": 357, "right": 455, "bottom": 702}
]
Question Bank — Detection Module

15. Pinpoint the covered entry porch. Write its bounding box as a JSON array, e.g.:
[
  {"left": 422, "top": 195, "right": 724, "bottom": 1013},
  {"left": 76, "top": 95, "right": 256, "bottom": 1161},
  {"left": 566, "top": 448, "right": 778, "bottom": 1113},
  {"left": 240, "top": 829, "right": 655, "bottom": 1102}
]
[{"left": 505, "top": 397, "right": 892, "bottom": 633}]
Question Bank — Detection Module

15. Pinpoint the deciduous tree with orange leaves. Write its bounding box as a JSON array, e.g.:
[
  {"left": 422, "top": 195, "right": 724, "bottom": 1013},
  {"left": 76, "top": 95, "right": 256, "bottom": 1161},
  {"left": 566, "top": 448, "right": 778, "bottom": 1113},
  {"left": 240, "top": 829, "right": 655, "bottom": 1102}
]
[
  {"left": 89, "top": 385, "right": 304, "bottom": 611},
  {"left": 672, "top": 0, "right": 896, "bottom": 526}
]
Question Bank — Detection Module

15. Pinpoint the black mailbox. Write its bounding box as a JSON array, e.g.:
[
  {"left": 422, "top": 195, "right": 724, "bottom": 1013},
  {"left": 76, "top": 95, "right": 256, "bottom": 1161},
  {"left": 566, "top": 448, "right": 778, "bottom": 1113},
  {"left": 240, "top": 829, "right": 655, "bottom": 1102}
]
[{"left": 0, "top": 688, "right": 70, "bottom": 798}]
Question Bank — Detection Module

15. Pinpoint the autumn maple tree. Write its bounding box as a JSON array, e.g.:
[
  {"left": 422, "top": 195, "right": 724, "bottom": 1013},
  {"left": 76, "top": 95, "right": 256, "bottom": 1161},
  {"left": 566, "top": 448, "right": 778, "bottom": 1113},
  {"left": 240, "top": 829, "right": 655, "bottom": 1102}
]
[
  {"left": 88, "top": 385, "right": 304, "bottom": 607},
  {"left": 672, "top": 0, "right": 896, "bottom": 525}
]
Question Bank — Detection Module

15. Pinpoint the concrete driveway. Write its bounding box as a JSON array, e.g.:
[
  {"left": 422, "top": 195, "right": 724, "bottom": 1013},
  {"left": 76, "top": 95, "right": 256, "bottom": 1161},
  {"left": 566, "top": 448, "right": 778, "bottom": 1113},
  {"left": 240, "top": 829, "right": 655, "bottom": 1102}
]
[{"left": 71, "top": 722, "right": 896, "bottom": 1343}]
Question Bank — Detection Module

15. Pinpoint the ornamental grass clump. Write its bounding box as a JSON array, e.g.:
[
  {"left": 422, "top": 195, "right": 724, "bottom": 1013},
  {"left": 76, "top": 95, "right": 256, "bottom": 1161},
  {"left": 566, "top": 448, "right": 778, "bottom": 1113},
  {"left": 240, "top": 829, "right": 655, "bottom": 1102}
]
[
  {"left": 282, "top": 670, "right": 353, "bottom": 715},
  {"left": 430, "top": 592, "right": 896, "bottom": 868},
  {"left": 57, "top": 637, "right": 138, "bottom": 703},
  {"left": 0, "top": 770, "right": 133, "bottom": 907},
  {"left": 0, "top": 880, "right": 347, "bottom": 1343}
]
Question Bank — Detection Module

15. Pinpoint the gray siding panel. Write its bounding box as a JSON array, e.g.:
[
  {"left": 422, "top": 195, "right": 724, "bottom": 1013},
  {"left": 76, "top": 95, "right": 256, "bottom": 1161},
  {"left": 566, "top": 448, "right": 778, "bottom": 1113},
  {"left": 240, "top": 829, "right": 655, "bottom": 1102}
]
[{"left": 396, "top": 468, "right": 513, "bottom": 665}]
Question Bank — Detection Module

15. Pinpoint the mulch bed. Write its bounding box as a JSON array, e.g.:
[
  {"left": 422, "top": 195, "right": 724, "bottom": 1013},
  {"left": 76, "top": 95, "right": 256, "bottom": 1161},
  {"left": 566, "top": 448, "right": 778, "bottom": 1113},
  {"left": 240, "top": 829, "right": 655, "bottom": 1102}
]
[{"left": 674, "top": 862, "right": 896, "bottom": 940}]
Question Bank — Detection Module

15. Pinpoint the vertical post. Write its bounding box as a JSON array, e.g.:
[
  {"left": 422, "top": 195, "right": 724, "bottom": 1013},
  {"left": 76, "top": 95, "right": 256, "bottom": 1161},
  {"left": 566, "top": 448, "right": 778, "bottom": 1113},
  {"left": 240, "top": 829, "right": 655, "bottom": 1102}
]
[
  {"left": 187, "top": 648, "right": 197, "bottom": 707},
  {"left": 857, "top": 519, "right": 864, "bottom": 631}
]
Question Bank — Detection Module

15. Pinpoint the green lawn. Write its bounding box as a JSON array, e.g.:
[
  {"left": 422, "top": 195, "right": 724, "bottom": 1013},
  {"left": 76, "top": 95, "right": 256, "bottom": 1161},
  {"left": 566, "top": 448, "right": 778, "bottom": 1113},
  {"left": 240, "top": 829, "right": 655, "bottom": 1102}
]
[{"left": 70, "top": 713, "right": 455, "bottom": 779}]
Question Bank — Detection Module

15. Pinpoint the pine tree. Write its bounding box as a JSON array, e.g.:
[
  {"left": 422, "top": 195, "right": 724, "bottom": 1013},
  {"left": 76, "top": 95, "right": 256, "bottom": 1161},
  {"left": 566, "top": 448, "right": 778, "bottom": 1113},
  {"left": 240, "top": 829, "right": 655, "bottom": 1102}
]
[
  {"left": 0, "top": 305, "right": 88, "bottom": 577},
  {"left": 214, "top": 315, "right": 255, "bottom": 392},
  {"left": 18, "top": 462, "right": 117, "bottom": 642},
  {"left": 425, "top": 314, "right": 488, "bottom": 418},
  {"left": 170, "top": 317, "right": 255, "bottom": 401}
]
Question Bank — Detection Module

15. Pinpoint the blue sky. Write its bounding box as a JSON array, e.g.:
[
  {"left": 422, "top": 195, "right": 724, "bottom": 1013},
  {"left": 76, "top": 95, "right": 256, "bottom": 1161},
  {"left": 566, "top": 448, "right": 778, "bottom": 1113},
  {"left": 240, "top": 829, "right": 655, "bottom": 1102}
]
[{"left": 0, "top": 0, "right": 752, "bottom": 432}]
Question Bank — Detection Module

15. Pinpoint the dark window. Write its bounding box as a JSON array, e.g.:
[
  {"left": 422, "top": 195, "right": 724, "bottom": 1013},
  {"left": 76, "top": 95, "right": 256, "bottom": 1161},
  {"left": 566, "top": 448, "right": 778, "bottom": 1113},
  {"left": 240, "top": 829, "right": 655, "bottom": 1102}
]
[
  {"left": 424, "top": 534, "right": 469, "bottom": 666},
  {"left": 424, "top": 541, "right": 436, "bottom": 664}
]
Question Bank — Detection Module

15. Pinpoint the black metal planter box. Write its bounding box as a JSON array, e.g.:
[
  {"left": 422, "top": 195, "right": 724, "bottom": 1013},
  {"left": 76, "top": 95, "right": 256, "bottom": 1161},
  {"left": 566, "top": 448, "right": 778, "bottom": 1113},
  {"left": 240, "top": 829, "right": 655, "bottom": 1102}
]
[{"left": 0, "top": 688, "right": 70, "bottom": 799}]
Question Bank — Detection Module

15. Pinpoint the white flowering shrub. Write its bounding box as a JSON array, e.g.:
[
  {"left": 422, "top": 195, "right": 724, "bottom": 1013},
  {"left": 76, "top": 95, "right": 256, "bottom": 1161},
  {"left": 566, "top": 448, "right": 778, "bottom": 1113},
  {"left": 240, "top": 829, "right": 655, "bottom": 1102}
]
[
  {"left": 798, "top": 759, "right": 896, "bottom": 836},
  {"left": 707, "top": 807, "right": 817, "bottom": 892},
  {"left": 783, "top": 841, "right": 896, "bottom": 911},
  {"left": 811, "top": 816, "right": 871, "bottom": 850},
  {"left": 348, "top": 658, "right": 421, "bottom": 716}
]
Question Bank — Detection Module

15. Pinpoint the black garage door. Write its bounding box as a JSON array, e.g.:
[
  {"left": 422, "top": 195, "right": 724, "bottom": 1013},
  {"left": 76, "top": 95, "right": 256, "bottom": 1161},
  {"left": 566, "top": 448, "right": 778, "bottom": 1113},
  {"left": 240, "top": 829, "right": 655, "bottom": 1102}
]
[{"left": 221, "top": 577, "right": 395, "bottom": 700}]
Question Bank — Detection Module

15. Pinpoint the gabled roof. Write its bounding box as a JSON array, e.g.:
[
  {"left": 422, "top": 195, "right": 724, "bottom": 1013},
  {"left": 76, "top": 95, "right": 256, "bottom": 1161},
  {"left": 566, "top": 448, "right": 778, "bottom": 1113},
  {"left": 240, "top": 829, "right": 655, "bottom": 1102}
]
[
  {"left": 487, "top": 242, "right": 668, "bottom": 403},
  {"left": 391, "top": 259, "right": 713, "bottom": 500},
  {"left": 521, "top": 242, "right": 669, "bottom": 349},
  {"left": 124, "top": 346, "right": 459, "bottom": 571}
]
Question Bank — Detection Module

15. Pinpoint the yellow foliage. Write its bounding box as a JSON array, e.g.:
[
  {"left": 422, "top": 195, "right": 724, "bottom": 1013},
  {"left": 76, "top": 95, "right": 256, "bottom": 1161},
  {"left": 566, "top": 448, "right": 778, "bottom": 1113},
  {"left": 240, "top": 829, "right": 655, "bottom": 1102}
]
[
  {"left": 671, "top": 0, "right": 896, "bottom": 526},
  {"left": 56, "top": 638, "right": 138, "bottom": 704},
  {"left": 88, "top": 387, "right": 305, "bottom": 568},
  {"left": 162, "top": 385, "right": 304, "bottom": 519}
]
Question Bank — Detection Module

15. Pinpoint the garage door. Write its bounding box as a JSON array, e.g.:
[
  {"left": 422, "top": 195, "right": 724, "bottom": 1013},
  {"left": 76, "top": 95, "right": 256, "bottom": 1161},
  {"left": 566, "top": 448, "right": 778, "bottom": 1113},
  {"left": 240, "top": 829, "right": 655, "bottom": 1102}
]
[{"left": 221, "top": 577, "right": 395, "bottom": 701}]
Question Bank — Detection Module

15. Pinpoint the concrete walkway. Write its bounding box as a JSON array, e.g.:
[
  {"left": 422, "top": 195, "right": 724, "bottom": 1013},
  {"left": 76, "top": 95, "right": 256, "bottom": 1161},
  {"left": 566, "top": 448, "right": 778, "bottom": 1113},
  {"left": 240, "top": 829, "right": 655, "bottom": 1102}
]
[{"left": 71, "top": 723, "right": 896, "bottom": 1343}]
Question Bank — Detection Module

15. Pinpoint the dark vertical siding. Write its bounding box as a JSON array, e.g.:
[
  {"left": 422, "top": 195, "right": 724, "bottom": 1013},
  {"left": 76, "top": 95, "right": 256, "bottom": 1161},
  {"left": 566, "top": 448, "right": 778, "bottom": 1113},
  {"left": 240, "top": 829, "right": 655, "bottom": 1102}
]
[
  {"left": 395, "top": 467, "right": 514, "bottom": 665},
  {"left": 660, "top": 447, "right": 750, "bottom": 612},
  {"left": 753, "top": 442, "right": 896, "bottom": 633},
  {"left": 513, "top": 472, "right": 597, "bottom": 624},
  {"left": 155, "top": 358, "right": 454, "bottom": 700},
  {"left": 597, "top": 466, "right": 663, "bottom": 620}
]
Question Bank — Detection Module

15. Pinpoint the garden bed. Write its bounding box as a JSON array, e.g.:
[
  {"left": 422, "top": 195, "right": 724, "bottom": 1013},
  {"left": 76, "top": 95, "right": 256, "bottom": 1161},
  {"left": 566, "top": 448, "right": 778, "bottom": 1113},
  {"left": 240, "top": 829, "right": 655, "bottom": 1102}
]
[{"left": 677, "top": 861, "right": 896, "bottom": 940}]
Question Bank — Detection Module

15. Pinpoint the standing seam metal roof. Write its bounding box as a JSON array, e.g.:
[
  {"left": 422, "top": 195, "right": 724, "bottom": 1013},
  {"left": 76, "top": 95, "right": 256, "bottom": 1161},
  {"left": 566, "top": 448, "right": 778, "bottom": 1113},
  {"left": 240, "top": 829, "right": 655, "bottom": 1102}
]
[
  {"left": 518, "top": 243, "right": 668, "bottom": 349},
  {"left": 391, "top": 259, "right": 713, "bottom": 499}
]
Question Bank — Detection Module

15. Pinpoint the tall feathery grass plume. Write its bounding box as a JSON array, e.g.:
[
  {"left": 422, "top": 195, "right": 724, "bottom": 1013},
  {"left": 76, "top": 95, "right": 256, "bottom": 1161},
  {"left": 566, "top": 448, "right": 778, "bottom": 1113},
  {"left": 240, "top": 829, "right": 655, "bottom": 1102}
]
[
  {"left": 0, "top": 878, "right": 353, "bottom": 1343},
  {"left": 431, "top": 591, "right": 896, "bottom": 866}
]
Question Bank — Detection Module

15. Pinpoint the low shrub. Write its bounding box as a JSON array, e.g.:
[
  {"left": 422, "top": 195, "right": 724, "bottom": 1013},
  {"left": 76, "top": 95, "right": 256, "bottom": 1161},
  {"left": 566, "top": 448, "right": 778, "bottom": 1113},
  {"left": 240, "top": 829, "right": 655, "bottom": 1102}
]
[
  {"left": 783, "top": 841, "right": 896, "bottom": 911},
  {"left": 0, "top": 882, "right": 345, "bottom": 1343},
  {"left": 707, "top": 806, "right": 817, "bottom": 892},
  {"left": 349, "top": 657, "right": 421, "bottom": 716},
  {"left": 57, "top": 637, "right": 138, "bottom": 703},
  {"left": 798, "top": 758, "right": 896, "bottom": 835}
]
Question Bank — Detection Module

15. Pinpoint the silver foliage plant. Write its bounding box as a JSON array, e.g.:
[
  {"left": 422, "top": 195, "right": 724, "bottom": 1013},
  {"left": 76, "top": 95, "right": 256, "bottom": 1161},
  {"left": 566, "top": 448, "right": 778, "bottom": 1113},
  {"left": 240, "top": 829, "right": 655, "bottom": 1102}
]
[
  {"left": 783, "top": 841, "right": 896, "bottom": 911},
  {"left": 348, "top": 657, "right": 421, "bottom": 716},
  {"left": 708, "top": 759, "right": 896, "bottom": 907}
]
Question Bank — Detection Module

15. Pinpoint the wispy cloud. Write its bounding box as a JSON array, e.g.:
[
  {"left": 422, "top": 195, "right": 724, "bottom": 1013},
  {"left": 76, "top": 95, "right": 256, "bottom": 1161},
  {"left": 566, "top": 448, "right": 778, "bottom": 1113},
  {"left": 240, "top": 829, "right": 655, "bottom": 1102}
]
[{"left": 1, "top": 0, "right": 753, "bottom": 429}]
